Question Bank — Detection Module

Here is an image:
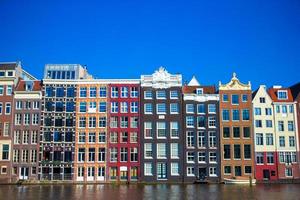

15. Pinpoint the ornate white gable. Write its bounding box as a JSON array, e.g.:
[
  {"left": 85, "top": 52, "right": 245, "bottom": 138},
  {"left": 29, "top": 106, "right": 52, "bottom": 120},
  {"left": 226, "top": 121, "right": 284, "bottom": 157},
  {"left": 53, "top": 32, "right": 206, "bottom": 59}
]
[
  {"left": 141, "top": 66, "right": 182, "bottom": 88},
  {"left": 219, "top": 72, "right": 251, "bottom": 90}
]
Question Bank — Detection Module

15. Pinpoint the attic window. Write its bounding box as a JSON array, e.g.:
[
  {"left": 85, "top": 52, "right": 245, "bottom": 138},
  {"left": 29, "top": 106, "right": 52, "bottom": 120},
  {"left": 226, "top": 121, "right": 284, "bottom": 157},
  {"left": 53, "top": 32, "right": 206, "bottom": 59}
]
[
  {"left": 196, "top": 88, "right": 203, "bottom": 95},
  {"left": 7, "top": 71, "right": 13, "bottom": 77},
  {"left": 278, "top": 90, "right": 287, "bottom": 100},
  {"left": 25, "top": 82, "right": 33, "bottom": 91}
]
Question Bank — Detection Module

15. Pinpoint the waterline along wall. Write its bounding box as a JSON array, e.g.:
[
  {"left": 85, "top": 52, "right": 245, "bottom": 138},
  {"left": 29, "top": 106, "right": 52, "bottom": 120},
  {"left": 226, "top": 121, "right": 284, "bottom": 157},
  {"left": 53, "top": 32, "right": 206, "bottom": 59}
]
[{"left": 0, "top": 62, "right": 299, "bottom": 184}]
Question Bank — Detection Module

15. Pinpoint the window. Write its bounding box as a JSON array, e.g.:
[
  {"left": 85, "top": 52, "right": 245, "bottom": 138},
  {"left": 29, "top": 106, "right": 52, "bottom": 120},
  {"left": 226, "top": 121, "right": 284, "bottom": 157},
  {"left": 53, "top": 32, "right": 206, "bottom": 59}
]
[
  {"left": 121, "top": 102, "right": 128, "bottom": 113},
  {"left": 282, "top": 105, "right": 287, "bottom": 114},
  {"left": 197, "top": 116, "right": 205, "bottom": 128},
  {"left": 242, "top": 109, "right": 250, "bottom": 120},
  {"left": 232, "top": 94, "right": 239, "bottom": 104},
  {"left": 235, "top": 166, "right": 242, "bottom": 176},
  {"left": 130, "top": 87, "right": 138, "bottom": 98},
  {"left": 186, "top": 116, "right": 194, "bottom": 127},
  {"left": 242, "top": 94, "right": 248, "bottom": 102},
  {"left": 130, "top": 132, "right": 138, "bottom": 143},
  {"left": 259, "top": 97, "right": 265, "bottom": 103},
  {"left": 88, "top": 133, "right": 96, "bottom": 143},
  {"left": 32, "top": 114, "right": 39, "bottom": 125},
  {"left": 144, "top": 143, "right": 153, "bottom": 158},
  {"left": 223, "top": 127, "right": 230, "bottom": 138},
  {"left": 170, "top": 143, "right": 179, "bottom": 158},
  {"left": 157, "top": 122, "right": 166, "bottom": 138},
  {"left": 144, "top": 90, "right": 152, "bottom": 99},
  {"left": 234, "top": 145, "right": 241, "bottom": 159},
  {"left": 110, "top": 132, "right": 118, "bottom": 143},
  {"left": 233, "top": 127, "right": 240, "bottom": 138},
  {"left": 278, "top": 121, "right": 284, "bottom": 131},
  {"left": 243, "top": 127, "right": 250, "bottom": 138},
  {"left": 209, "top": 167, "right": 217, "bottom": 177},
  {"left": 31, "top": 132, "right": 37, "bottom": 144},
  {"left": 66, "top": 87, "right": 75, "bottom": 97},
  {"left": 2, "top": 144, "right": 9, "bottom": 160},
  {"left": 89, "top": 117, "right": 96, "bottom": 128},
  {"left": 78, "top": 132, "right": 85, "bottom": 143},
  {"left": 265, "top": 108, "right": 272, "bottom": 115},
  {"left": 170, "top": 90, "right": 178, "bottom": 99},
  {"left": 288, "top": 121, "right": 294, "bottom": 131},
  {"left": 222, "top": 110, "right": 229, "bottom": 121},
  {"left": 110, "top": 117, "right": 118, "bottom": 128},
  {"left": 186, "top": 104, "right": 194, "bottom": 113},
  {"left": 255, "top": 120, "right": 262, "bottom": 128},
  {"left": 266, "top": 133, "right": 274, "bottom": 145},
  {"left": 256, "top": 153, "right": 264, "bottom": 164},
  {"left": 224, "top": 145, "right": 231, "bottom": 159},
  {"left": 79, "top": 87, "right": 87, "bottom": 97},
  {"left": 224, "top": 166, "right": 231, "bottom": 174},
  {"left": 0, "top": 85, "right": 3, "bottom": 95},
  {"left": 276, "top": 105, "right": 280, "bottom": 113},
  {"left": 130, "top": 147, "right": 138, "bottom": 162},
  {"left": 186, "top": 131, "right": 194, "bottom": 148},
  {"left": 6, "top": 85, "right": 12, "bottom": 95},
  {"left": 3, "top": 122, "right": 10, "bottom": 136},
  {"left": 285, "top": 168, "right": 293, "bottom": 177},
  {"left": 170, "top": 122, "right": 179, "bottom": 138},
  {"left": 223, "top": 94, "right": 228, "bottom": 102},
  {"left": 198, "top": 131, "right": 206, "bottom": 148},
  {"left": 121, "top": 87, "right": 128, "bottom": 98},
  {"left": 187, "top": 152, "right": 195, "bottom": 163},
  {"left": 244, "top": 144, "right": 251, "bottom": 159},
  {"left": 88, "top": 148, "right": 95, "bottom": 162},
  {"left": 120, "top": 147, "right": 128, "bottom": 162},
  {"left": 88, "top": 87, "right": 96, "bottom": 98},
  {"left": 144, "top": 122, "right": 153, "bottom": 138},
  {"left": 79, "top": 102, "right": 87, "bottom": 113},
  {"left": 245, "top": 166, "right": 252, "bottom": 174},
  {"left": 98, "top": 132, "right": 106, "bottom": 143},
  {"left": 171, "top": 163, "right": 179, "bottom": 175},
  {"left": 120, "top": 116, "right": 128, "bottom": 128},
  {"left": 267, "top": 152, "right": 274, "bottom": 164},
  {"left": 0, "top": 103, "right": 2, "bottom": 114},
  {"left": 232, "top": 110, "right": 240, "bottom": 121},
  {"left": 156, "top": 91, "right": 166, "bottom": 99},
  {"left": 111, "top": 87, "right": 119, "bottom": 98},
  {"left": 144, "top": 103, "right": 153, "bottom": 114},
  {"left": 99, "top": 87, "right": 107, "bottom": 97},
  {"left": 110, "top": 148, "right": 117, "bottom": 162},
  {"left": 256, "top": 133, "right": 263, "bottom": 145},
  {"left": 255, "top": 108, "right": 261, "bottom": 115},
  {"left": 130, "top": 117, "right": 138, "bottom": 128},
  {"left": 144, "top": 163, "right": 153, "bottom": 176},
  {"left": 99, "top": 102, "right": 106, "bottom": 113},
  {"left": 15, "top": 114, "right": 22, "bottom": 125},
  {"left": 121, "top": 132, "right": 128, "bottom": 143},
  {"left": 111, "top": 102, "right": 119, "bottom": 113},
  {"left": 208, "top": 116, "right": 216, "bottom": 128},
  {"left": 5, "top": 103, "right": 11, "bottom": 114},
  {"left": 16, "top": 101, "right": 22, "bottom": 110},
  {"left": 289, "top": 105, "right": 294, "bottom": 113},
  {"left": 289, "top": 136, "right": 295, "bottom": 147},
  {"left": 208, "top": 104, "right": 216, "bottom": 113},
  {"left": 66, "top": 102, "right": 74, "bottom": 112},
  {"left": 157, "top": 103, "right": 166, "bottom": 114},
  {"left": 24, "top": 114, "right": 30, "bottom": 125},
  {"left": 198, "top": 152, "right": 206, "bottom": 163},
  {"left": 209, "top": 152, "right": 217, "bottom": 163},
  {"left": 266, "top": 120, "right": 273, "bottom": 128},
  {"left": 209, "top": 131, "right": 217, "bottom": 148},
  {"left": 187, "top": 167, "right": 195, "bottom": 176},
  {"left": 197, "top": 104, "right": 205, "bottom": 114},
  {"left": 278, "top": 90, "right": 287, "bottom": 99},
  {"left": 89, "top": 101, "right": 97, "bottom": 112},
  {"left": 279, "top": 136, "right": 285, "bottom": 147},
  {"left": 157, "top": 143, "right": 166, "bottom": 158},
  {"left": 196, "top": 88, "right": 203, "bottom": 95},
  {"left": 98, "top": 148, "right": 106, "bottom": 162},
  {"left": 131, "top": 102, "right": 138, "bottom": 113},
  {"left": 170, "top": 103, "right": 179, "bottom": 114}
]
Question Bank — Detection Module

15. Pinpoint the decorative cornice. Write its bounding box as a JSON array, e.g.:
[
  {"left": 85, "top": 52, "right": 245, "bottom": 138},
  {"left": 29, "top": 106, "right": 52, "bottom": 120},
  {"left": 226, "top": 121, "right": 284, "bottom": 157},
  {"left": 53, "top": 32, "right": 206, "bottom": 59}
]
[
  {"left": 183, "top": 93, "right": 219, "bottom": 102},
  {"left": 219, "top": 72, "right": 251, "bottom": 90}
]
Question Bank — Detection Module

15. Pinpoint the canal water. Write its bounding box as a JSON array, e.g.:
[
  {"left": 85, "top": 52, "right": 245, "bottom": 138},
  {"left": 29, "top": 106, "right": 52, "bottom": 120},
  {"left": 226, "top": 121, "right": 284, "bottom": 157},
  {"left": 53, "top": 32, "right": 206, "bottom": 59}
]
[{"left": 0, "top": 184, "right": 299, "bottom": 200}]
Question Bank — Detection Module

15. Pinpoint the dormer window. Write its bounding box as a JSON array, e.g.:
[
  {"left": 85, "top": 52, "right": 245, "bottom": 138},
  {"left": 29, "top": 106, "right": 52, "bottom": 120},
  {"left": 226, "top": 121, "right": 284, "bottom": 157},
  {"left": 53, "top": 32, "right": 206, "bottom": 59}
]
[
  {"left": 196, "top": 88, "right": 203, "bottom": 95},
  {"left": 25, "top": 81, "right": 33, "bottom": 91},
  {"left": 278, "top": 90, "right": 288, "bottom": 100}
]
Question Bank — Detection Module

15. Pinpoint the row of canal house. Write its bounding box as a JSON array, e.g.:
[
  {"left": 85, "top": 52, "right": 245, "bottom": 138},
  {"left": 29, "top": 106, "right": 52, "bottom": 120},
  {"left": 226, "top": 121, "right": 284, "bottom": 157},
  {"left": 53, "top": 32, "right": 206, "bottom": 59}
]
[{"left": 1, "top": 61, "right": 300, "bottom": 183}]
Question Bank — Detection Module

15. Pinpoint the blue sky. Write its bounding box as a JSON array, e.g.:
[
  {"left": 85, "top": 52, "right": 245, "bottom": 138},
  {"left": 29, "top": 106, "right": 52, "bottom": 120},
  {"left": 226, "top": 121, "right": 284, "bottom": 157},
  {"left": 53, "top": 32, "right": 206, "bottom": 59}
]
[{"left": 0, "top": 0, "right": 299, "bottom": 89}]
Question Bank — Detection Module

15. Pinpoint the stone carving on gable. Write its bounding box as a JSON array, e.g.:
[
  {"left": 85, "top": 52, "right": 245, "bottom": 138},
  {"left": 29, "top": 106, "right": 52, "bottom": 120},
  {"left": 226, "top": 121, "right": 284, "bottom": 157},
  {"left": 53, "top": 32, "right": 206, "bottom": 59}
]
[{"left": 219, "top": 72, "right": 251, "bottom": 90}]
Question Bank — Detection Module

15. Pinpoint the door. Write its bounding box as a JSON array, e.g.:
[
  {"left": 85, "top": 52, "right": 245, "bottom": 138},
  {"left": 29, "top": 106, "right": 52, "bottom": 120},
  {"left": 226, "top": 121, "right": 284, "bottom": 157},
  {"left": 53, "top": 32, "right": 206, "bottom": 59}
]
[
  {"left": 198, "top": 168, "right": 206, "bottom": 180},
  {"left": 20, "top": 167, "right": 29, "bottom": 180},
  {"left": 263, "top": 170, "right": 270, "bottom": 180},
  {"left": 157, "top": 163, "right": 167, "bottom": 180}
]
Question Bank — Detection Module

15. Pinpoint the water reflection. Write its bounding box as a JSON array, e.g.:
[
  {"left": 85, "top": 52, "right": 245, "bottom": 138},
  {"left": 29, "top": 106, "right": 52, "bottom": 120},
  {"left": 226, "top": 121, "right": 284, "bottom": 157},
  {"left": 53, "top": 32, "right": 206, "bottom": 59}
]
[{"left": 0, "top": 184, "right": 299, "bottom": 200}]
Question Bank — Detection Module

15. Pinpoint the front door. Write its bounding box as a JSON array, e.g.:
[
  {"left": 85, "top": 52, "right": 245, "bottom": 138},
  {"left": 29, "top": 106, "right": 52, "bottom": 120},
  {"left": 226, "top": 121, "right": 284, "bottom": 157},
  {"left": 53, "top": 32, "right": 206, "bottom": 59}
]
[
  {"left": 198, "top": 168, "right": 206, "bottom": 180},
  {"left": 263, "top": 169, "right": 270, "bottom": 180},
  {"left": 20, "top": 167, "right": 29, "bottom": 180}
]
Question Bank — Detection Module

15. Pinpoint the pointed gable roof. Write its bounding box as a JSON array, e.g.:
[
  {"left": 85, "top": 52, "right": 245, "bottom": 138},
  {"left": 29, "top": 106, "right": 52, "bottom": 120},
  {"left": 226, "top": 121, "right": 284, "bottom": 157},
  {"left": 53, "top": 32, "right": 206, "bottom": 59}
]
[{"left": 188, "top": 76, "right": 200, "bottom": 86}]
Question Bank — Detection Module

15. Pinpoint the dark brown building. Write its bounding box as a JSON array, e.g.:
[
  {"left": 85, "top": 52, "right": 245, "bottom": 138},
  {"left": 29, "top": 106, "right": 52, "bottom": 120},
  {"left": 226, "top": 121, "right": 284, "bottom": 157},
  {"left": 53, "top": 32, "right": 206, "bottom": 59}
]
[
  {"left": 140, "top": 67, "right": 184, "bottom": 182},
  {"left": 11, "top": 80, "right": 42, "bottom": 181}
]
